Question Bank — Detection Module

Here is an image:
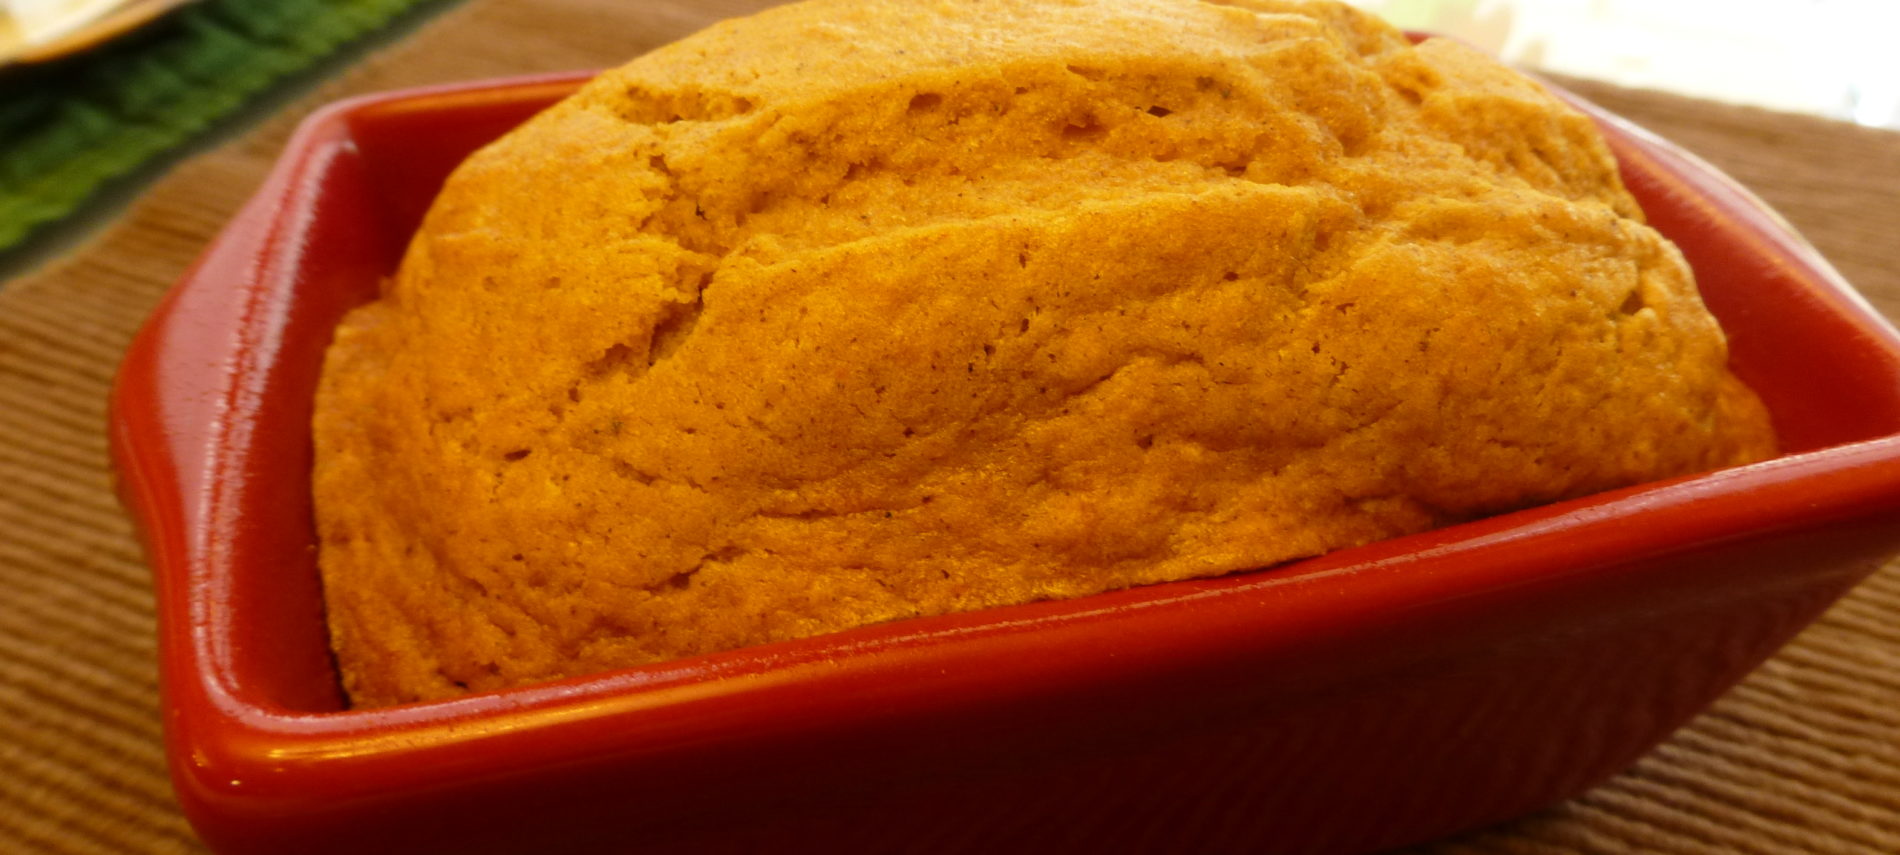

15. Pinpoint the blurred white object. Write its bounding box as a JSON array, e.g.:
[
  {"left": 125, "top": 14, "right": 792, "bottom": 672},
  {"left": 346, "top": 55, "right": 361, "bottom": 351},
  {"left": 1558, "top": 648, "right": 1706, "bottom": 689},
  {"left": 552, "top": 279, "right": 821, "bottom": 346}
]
[
  {"left": 3, "top": 0, "right": 128, "bottom": 45},
  {"left": 0, "top": 0, "right": 191, "bottom": 64},
  {"left": 1350, "top": 0, "right": 1900, "bottom": 129}
]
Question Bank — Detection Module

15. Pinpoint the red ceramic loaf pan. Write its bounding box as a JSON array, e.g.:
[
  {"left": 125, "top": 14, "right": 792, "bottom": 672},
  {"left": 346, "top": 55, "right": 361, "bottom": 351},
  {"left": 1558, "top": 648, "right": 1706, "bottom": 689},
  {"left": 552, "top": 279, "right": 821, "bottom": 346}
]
[{"left": 111, "top": 70, "right": 1900, "bottom": 855}]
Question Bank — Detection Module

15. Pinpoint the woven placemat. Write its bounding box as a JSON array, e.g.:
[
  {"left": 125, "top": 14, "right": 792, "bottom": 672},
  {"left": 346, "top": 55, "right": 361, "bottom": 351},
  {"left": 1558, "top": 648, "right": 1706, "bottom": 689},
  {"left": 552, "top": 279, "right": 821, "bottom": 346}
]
[
  {"left": 0, "top": 0, "right": 452, "bottom": 255},
  {"left": 2, "top": 2, "right": 1897, "bottom": 852}
]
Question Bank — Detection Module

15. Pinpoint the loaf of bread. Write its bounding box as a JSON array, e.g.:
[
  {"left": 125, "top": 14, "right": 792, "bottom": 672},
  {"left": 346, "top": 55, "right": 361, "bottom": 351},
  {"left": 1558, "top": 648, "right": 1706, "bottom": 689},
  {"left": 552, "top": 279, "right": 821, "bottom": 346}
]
[{"left": 314, "top": 0, "right": 1777, "bottom": 707}]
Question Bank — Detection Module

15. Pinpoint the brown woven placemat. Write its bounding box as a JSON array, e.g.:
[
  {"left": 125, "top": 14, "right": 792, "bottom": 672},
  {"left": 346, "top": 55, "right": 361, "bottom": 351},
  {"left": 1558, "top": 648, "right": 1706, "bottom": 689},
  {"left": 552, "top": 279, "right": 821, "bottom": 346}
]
[{"left": 3, "top": 2, "right": 1898, "bottom": 852}]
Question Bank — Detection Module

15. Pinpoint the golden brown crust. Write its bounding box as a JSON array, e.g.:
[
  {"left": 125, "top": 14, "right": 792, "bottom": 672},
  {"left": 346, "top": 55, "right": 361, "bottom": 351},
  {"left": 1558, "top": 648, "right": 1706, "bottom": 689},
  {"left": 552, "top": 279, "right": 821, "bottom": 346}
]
[{"left": 314, "top": 0, "right": 1777, "bottom": 707}]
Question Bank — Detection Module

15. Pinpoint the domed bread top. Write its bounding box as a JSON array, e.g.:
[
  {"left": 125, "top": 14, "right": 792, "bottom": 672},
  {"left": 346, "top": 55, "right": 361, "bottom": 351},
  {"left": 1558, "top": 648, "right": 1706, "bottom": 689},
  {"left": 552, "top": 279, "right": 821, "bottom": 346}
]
[{"left": 313, "top": 0, "right": 1777, "bottom": 708}]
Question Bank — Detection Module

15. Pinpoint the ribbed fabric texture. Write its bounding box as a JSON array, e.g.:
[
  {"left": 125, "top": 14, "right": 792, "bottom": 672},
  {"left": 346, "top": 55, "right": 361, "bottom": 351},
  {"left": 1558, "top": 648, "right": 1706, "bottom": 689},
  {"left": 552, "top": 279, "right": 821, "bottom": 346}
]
[
  {"left": 0, "top": 0, "right": 450, "bottom": 253},
  {"left": 1, "top": 1, "right": 1897, "bottom": 851}
]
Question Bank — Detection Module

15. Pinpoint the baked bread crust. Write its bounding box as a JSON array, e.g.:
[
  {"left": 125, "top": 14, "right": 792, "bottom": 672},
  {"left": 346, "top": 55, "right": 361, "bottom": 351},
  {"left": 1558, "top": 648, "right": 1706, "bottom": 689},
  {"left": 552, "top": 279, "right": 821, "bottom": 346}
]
[{"left": 314, "top": 0, "right": 1777, "bottom": 707}]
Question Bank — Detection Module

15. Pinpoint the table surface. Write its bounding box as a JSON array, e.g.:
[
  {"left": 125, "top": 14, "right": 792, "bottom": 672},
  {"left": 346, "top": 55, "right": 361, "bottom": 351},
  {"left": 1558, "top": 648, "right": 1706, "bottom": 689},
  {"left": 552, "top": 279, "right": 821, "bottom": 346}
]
[{"left": 3, "top": 2, "right": 1898, "bottom": 852}]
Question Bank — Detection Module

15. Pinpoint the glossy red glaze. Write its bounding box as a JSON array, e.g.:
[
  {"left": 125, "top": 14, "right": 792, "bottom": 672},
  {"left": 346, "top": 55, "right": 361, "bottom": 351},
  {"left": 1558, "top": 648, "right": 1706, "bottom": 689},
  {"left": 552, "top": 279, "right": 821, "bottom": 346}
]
[{"left": 111, "top": 72, "right": 1900, "bottom": 854}]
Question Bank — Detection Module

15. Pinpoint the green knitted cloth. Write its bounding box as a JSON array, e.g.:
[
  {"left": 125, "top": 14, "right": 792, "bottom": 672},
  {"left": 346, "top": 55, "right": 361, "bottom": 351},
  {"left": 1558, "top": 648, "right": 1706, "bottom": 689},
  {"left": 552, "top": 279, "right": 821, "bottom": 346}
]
[{"left": 0, "top": 0, "right": 446, "bottom": 254}]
